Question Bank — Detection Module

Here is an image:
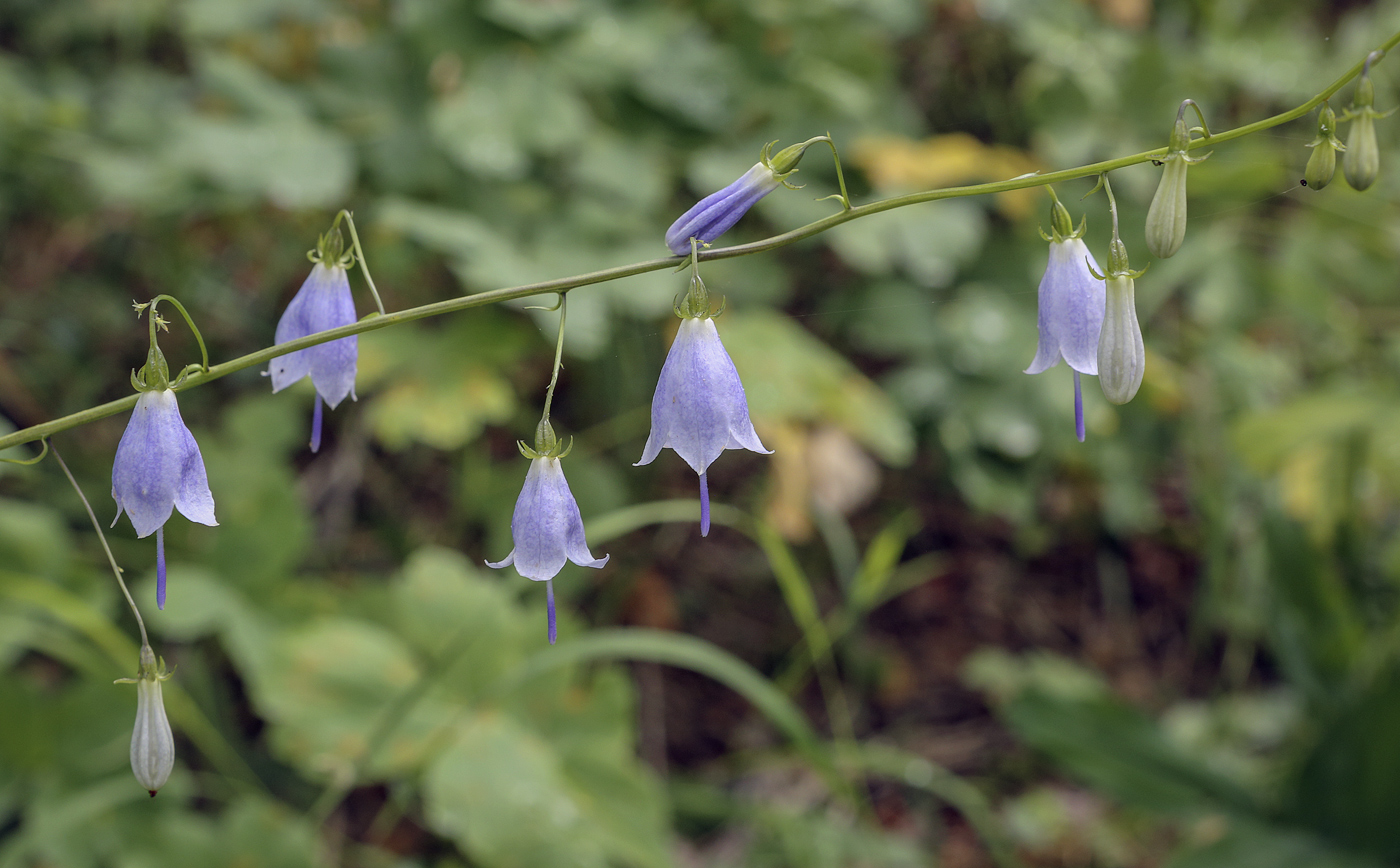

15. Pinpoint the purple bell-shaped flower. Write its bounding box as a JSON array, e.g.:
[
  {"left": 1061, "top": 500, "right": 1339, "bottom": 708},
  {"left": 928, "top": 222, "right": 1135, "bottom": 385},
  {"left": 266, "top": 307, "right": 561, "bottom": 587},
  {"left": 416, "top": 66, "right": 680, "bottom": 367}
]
[
  {"left": 665, "top": 138, "right": 825, "bottom": 256},
  {"left": 270, "top": 229, "right": 358, "bottom": 452},
  {"left": 488, "top": 423, "right": 608, "bottom": 644},
  {"left": 1025, "top": 192, "right": 1105, "bottom": 442},
  {"left": 113, "top": 299, "right": 217, "bottom": 610},
  {"left": 636, "top": 275, "right": 770, "bottom": 535}
]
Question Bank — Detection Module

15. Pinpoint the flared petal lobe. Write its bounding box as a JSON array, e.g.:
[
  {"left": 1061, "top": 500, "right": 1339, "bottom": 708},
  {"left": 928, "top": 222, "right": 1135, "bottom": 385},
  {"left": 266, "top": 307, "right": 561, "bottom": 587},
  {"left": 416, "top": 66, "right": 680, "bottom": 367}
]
[
  {"left": 1025, "top": 238, "right": 1105, "bottom": 376},
  {"left": 111, "top": 389, "right": 217, "bottom": 538},
  {"left": 270, "top": 263, "right": 358, "bottom": 408},
  {"left": 487, "top": 457, "right": 608, "bottom": 582},
  {"left": 637, "top": 317, "right": 770, "bottom": 475},
  {"left": 665, "top": 163, "right": 783, "bottom": 255}
]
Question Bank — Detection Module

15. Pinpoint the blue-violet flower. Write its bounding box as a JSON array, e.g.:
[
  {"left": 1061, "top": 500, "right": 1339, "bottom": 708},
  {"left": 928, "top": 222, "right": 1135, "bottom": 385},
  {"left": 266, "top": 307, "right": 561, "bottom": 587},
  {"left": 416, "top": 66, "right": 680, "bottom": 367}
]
[
  {"left": 1025, "top": 194, "right": 1105, "bottom": 442},
  {"left": 665, "top": 138, "right": 822, "bottom": 256},
  {"left": 270, "top": 250, "right": 358, "bottom": 452},
  {"left": 112, "top": 388, "right": 217, "bottom": 609},
  {"left": 636, "top": 277, "right": 770, "bottom": 535},
  {"left": 488, "top": 428, "right": 608, "bottom": 644}
]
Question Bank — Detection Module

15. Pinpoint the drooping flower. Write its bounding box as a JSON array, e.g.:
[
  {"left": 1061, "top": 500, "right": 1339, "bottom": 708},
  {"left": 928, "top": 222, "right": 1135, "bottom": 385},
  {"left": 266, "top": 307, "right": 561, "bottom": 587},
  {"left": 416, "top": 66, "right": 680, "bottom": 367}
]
[
  {"left": 665, "top": 138, "right": 825, "bottom": 256},
  {"left": 636, "top": 276, "right": 770, "bottom": 535},
  {"left": 1025, "top": 192, "right": 1105, "bottom": 442},
  {"left": 112, "top": 387, "right": 217, "bottom": 609},
  {"left": 270, "top": 256, "right": 358, "bottom": 452},
  {"left": 119, "top": 644, "right": 175, "bottom": 797},
  {"left": 488, "top": 425, "right": 608, "bottom": 644}
]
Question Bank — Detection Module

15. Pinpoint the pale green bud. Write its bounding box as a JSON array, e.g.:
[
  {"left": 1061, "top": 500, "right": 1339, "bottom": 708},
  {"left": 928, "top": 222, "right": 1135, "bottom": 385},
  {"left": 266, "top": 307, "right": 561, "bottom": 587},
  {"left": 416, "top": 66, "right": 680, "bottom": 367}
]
[
  {"left": 1303, "top": 104, "right": 1344, "bottom": 190},
  {"left": 1144, "top": 120, "right": 1189, "bottom": 259},
  {"left": 1097, "top": 275, "right": 1144, "bottom": 405},
  {"left": 126, "top": 645, "right": 174, "bottom": 796},
  {"left": 1344, "top": 110, "right": 1379, "bottom": 191}
]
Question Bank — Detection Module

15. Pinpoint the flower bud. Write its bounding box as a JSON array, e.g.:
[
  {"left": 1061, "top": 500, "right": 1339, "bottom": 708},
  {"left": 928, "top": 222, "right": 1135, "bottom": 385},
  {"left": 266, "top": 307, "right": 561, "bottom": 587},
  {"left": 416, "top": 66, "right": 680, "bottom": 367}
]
[
  {"left": 1145, "top": 120, "right": 1189, "bottom": 259},
  {"left": 125, "top": 645, "right": 175, "bottom": 796},
  {"left": 1097, "top": 275, "right": 1145, "bottom": 405},
  {"left": 1344, "top": 109, "right": 1380, "bottom": 191},
  {"left": 1304, "top": 104, "right": 1345, "bottom": 190}
]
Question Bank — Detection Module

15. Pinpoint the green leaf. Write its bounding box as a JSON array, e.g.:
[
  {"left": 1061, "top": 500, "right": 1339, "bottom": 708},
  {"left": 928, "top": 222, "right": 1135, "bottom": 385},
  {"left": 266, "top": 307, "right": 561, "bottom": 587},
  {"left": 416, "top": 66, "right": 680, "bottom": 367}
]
[
  {"left": 254, "top": 617, "right": 456, "bottom": 781},
  {"left": 723, "top": 310, "right": 914, "bottom": 466},
  {"left": 424, "top": 713, "right": 607, "bottom": 868},
  {"left": 1289, "top": 664, "right": 1400, "bottom": 860}
]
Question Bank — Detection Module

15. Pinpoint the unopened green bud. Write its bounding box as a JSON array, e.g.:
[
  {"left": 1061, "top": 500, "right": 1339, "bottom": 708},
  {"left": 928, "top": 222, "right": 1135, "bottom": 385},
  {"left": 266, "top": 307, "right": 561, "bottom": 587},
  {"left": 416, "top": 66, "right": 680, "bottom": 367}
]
[
  {"left": 1097, "top": 275, "right": 1144, "bottom": 405},
  {"left": 1304, "top": 104, "right": 1344, "bottom": 190},
  {"left": 1344, "top": 109, "right": 1380, "bottom": 191},
  {"left": 1145, "top": 132, "right": 1189, "bottom": 259}
]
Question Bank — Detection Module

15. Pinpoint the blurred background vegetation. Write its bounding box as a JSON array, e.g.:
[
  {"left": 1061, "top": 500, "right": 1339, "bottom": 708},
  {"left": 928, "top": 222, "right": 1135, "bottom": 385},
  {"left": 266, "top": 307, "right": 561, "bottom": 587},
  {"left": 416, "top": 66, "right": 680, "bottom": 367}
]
[{"left": 1, "top": 0, "right": 1400, "bottom": 865}]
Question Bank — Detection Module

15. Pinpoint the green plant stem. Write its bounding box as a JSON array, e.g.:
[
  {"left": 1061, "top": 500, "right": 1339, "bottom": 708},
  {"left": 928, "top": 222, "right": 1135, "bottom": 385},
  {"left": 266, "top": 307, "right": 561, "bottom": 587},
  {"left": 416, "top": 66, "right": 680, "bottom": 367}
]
[{"left": 0, "top": 30, "right": 1395, "bottom": 454}]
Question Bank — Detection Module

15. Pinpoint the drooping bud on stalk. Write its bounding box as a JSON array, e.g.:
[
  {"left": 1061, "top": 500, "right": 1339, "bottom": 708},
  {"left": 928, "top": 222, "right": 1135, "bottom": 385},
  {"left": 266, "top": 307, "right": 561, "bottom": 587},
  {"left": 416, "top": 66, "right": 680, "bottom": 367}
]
[
  {"left": 1145, "top": 100, "right": 1211, "bottom": 259},
  {"left": 119, "top": 644, "right": 175, "bottom": 796},
  {"left": 1342, "top": 53, "right": 1390, "bottom": 191},
  {"left": 1304, "top": 103, "right": 1345, "bottom": 190},
  {"left": 1098, "top": 272, "right": 1145, "bottom": 404},
  {"left": 1091, "top": 176, "right": 1148, "bottom": 405}
]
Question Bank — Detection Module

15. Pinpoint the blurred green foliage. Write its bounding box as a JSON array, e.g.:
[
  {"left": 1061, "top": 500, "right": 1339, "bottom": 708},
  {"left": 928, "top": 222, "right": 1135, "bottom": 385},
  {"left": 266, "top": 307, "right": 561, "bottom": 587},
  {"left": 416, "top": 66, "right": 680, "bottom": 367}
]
[{"left": 3, "top": 0, "right": 1400, "bottom": 866}]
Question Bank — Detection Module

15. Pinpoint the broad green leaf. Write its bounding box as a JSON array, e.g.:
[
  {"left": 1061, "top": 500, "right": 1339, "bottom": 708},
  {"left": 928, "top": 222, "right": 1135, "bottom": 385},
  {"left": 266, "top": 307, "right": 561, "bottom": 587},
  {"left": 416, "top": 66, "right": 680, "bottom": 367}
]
[
  {"left": 723, "top": 310, "right": 914, "bottom": 466},
  {"left": 424, "top": 712, "right": 606, "bottom": 868}
]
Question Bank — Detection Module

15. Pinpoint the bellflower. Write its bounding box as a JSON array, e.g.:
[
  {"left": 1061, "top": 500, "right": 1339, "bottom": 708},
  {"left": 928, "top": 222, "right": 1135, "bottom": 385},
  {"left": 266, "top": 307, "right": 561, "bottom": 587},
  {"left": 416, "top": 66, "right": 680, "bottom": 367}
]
[
  {"left": 636, "top": 276, "right": 770, "bottom": 535},
  {"left": 119, "top": 644, "right": 175, "bottom": 797},
  {"left": 488, "top": 426, "right": 608, "bottom": 645},
  {"left": 270, "top": 230, "right": 358, "bottom": 452},
  {"left": 112, "top": 388, "right": 217, "bottom": 609},
  {"left": 1025, "top": 194, "right": 1105, "bottom": 442},
  {"left": 665, "top": 138, "right": 824, "bottom": 256}
]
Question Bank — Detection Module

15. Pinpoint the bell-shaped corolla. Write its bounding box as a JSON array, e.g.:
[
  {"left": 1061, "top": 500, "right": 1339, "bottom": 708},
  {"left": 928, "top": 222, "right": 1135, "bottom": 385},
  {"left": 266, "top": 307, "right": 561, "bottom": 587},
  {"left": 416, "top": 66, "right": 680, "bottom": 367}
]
[
  {"left": 111, "top": 388, "right": 217, "bottom": 609},
  {"left": 124, "top": 644, "right": 175, "bottom": 797},
  {"left": 270, "top": 262, "right": 358, "bottom": 452},
  {"left": 488, "top": 455, "right": 608, "bottom": 644},
  {"left": 1025, "top": 231, "right": 1105, "bottom": 441},
  {"left": 636, "top": 315, "right": 770, "bottom": 536}
]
